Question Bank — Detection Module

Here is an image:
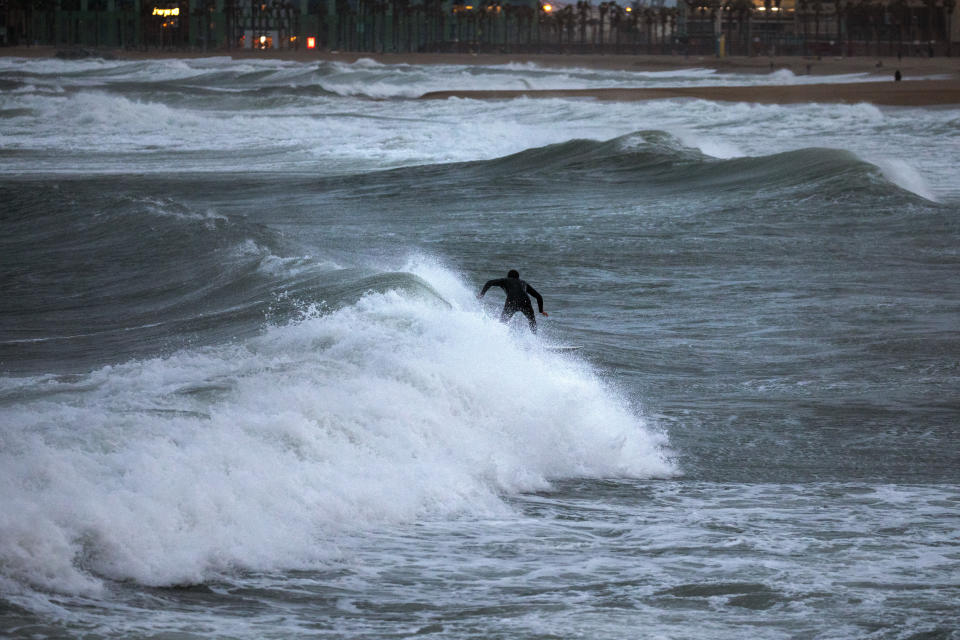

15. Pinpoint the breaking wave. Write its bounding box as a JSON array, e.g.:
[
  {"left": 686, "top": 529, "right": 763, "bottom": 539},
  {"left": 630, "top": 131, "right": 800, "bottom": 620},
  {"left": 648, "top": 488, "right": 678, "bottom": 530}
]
[{"left": 0, "top": 258, "right": 674, "bottom": 595}]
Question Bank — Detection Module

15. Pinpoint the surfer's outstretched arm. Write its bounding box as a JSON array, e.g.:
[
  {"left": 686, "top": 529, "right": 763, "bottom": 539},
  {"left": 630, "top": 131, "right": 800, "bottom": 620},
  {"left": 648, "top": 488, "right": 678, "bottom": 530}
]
[
  {"left": 479, "top": 278, "right": 506, "bottom": 298},
  {"left": 526, "top": 285, "right": 547, "bottom": 315}
]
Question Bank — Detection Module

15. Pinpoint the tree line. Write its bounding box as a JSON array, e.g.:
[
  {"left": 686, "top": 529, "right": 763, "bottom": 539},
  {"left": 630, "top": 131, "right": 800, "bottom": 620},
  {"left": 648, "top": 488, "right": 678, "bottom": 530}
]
[{"left": 1, "top": 0, "right": 955, "bottom": 57}]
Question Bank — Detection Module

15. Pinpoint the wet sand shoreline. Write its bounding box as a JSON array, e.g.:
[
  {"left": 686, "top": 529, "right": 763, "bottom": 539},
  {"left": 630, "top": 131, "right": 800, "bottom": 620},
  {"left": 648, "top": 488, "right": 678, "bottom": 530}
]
[{"left": 4, "top": 45, "right": 959, "bottom": 106}]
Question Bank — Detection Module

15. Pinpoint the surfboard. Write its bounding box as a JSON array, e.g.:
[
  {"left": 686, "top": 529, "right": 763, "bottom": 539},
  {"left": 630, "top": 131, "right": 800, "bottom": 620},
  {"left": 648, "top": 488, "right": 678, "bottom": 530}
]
[{"left": 544, "top": 345, "right": 583, "bottom": 353}]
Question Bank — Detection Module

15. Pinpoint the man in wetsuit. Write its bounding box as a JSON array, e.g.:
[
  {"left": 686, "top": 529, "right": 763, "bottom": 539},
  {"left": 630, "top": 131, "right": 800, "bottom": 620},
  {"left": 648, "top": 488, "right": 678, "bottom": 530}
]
[{"left": 478, "top": 269, "right": 548, "bottom": 333}]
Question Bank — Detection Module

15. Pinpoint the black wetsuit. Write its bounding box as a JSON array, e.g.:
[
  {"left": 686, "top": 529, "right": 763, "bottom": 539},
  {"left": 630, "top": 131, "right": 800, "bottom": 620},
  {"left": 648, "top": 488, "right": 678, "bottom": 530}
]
[{"left": 479, "top": 276, "right": 544, "bottom": 333}]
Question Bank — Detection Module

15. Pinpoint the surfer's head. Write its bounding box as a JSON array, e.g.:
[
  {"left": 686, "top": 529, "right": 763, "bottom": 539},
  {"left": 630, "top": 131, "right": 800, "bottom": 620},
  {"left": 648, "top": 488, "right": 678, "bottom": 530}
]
[{"left": 507, "top": 269, "right": 519, "bottom": 279}]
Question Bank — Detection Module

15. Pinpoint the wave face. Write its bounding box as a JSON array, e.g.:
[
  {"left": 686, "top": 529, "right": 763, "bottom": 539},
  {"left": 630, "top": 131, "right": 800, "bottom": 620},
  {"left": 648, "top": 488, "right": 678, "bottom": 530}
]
[
  {"left": 0, "top": 182, "right": 674, "bottom": 595},
  {"left": 0, "top": 179, "right": 449, "bottom": 373},
  {"left": 324, "top": 129, "right": 931, "bottom": 206}
]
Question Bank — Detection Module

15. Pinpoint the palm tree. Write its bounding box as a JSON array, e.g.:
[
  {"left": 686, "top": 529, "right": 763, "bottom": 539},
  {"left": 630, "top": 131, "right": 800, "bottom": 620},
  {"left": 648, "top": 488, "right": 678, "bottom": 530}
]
[
  {"left": 643, "top": 6, "right": 654, "bottom": 52},
  {"left": 597, "top": 1, "right": 608, "bottom": 48},
  {"left": 682, "top": 0, "right": 701, "bottom": 53},
  {"left": 812, "top": 0, "right": 823, "bottom": 52},
  {"left": 375, "top": 0, "right": 390, "bottom": 52},
  {"left": 888, "top": 0, "right": 907, "bottom": 54},
  {"left": 719, "top": 1, "right": 730, "bottom": 52},
  {"left": 517, "top": 4, "right": 535, "bottom": 47},
  {"left": 559, "top": 5, "right": 576, "bottom": 46},
  {"left": 945, "top": 0, "right": 956, "bottom": 56},
  {"left": 610, "top": 2, "right": 623, "bottom": 50},
  {"left": 833, "top": 0, "right": 844, "bottom": 53},
  {"left": 659, "top": 5, "right": 672, "bottom": 53},
  {"left": 668, "top": 6, "right": 678, "bottom": 51},
  {"left": 761, "top": 0, "right": 771, "bottom": 51},
  {"left": 860, "top": 0, "right": 879, "bottom": 56},
  {"left": 424, "top": 0, "right": 444, "bottom": 52},
  {"left": 12, "top": 0, "right": 58, "bottom": 45},
  {"left": 796, "top": 0, "right": 809, "bottom": 53},
  {"left": 859, "top": 0, "right": 869, "bottom": 46},
  {"left": 626, "top": 3, "right": 639, "bottom": 51},
  {"left": 546, "top": 3, "right": 564, "bottom": 47},
  {"left": 577, "top": 0, "right": 589, "bottom": 45},
  {"left": 921, "top": 0, "right": 936, "bottom": 47},
  {"left": 732, "top": 0, "right": 753, "bottom": 55}
]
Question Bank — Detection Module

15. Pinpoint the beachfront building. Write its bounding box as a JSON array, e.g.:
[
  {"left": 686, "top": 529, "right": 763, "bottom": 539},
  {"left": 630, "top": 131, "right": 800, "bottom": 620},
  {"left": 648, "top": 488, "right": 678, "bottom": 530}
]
[
  {"left": 0, "top": 0, "right": 953, "bottom": 55},
  {"left": 679, "top": 0, "right": 958, "bottom": 57}
]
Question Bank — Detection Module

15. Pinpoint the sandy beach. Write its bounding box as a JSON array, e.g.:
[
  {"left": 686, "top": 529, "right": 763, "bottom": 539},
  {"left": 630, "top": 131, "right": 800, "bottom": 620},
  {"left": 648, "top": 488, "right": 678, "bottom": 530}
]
[{"left": 4, "top": 45, "right": 960, "bottom": 106}]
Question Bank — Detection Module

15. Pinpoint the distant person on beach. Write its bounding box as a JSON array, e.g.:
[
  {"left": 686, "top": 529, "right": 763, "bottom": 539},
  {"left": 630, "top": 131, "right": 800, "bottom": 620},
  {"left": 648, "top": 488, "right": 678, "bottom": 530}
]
[
  {"left": 478, "top": 270, "right": 547, "bottom": 333},
  {"left": 894, "top": 69, "right": 902, "bottom": 81}
]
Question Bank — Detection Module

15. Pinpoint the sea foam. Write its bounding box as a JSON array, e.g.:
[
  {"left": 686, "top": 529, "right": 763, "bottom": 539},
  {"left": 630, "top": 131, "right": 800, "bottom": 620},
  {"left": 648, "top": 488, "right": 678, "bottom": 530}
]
[
  {"left": 874, "top": 157, "right": 938, "bottom": 202},
  {"left": 0, "top": 263, "right": 674, "bottom": 595}
]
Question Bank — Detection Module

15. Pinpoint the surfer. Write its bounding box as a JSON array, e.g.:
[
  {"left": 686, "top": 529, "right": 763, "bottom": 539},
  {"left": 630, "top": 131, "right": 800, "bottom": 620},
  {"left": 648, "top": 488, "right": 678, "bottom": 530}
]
[{"left": 478, "top": 270, "right": 548, "bottom": 333}]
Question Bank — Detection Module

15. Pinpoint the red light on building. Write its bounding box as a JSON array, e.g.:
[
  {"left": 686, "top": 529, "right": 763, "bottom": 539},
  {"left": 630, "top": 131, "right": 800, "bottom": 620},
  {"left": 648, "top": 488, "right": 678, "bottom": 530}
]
[{"left": 307, "top": 36, "right": 316, "bottom": 49}]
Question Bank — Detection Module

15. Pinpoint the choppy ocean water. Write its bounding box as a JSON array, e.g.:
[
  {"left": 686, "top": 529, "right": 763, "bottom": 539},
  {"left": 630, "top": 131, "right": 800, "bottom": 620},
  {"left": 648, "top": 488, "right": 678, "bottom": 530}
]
[{"left": 1, "top": 56, "right": 958, "bottom": 639}]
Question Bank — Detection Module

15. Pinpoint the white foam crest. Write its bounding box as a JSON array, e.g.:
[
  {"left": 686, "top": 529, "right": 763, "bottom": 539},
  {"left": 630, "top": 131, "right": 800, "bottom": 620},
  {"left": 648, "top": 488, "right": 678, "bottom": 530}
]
[
  {"left": 0, "top": 56, "right": 116, "bottom": 75},
  {"left": 2, "top": 91, "right": 207, "bottom": 151},
  {"left": 672, "top": 128, "right": 744, "bottom": 159},
  {"left": 0, "top": 55, "right": 298, "bottom": 86},
  {"left": 769, "top": 68, "right": 798, "bottom": 83},
  {"left": 291, "top": 97, "right": 631, "bottom": 169},
  {"left": 315, "top": 60, "right": 746, "bottom": 99},
  {"left": 755, "top": 68, "right": 876, "bottom": 85},
  {"left": 349, "top": 57, "right": 386, "bottom": 68},
  {"left": 0, "top": 270, "right": 673, "bottom": 594},
  {"left": 873, "top": 157, "right": 938, "bottom": 202},
  {"left": 749, "top": 70, "right": 879, "bottom": 86},
  {"left": 1, "top": 90, "right": 334, "bottom": 157},
  {"left": 140, "top": 198, "right": 229, "bottom": 224}
]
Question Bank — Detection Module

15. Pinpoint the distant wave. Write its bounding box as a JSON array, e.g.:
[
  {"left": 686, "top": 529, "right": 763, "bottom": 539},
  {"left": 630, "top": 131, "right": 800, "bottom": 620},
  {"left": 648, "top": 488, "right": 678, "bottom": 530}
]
[
  {"left": 325, "top": 130, "right": 931, "bottom": 202},
  {"left": 0, "top": 55, "right": 882, "bottom": 101},
  {"left": 4, "top": 57, "right": 953, "bottom": 195}
]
